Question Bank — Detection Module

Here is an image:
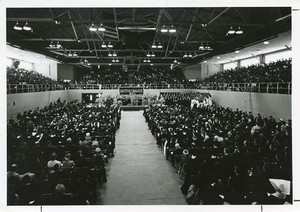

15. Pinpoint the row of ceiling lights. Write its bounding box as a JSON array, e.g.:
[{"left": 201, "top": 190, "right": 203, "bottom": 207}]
[
  {"left": 108, "top": 52, "right": 117, "bottom": 57},
  {"left": 227, "top": 26, "right": 243, "bottom": 35},
  {"left": 49, "top": 41, "right": 63, "bottom": 49},
  {"left": 183, "top": 53, "right": 194, "bottom": 58},
  {"left": 101, "top": 42, "right": 113, "bottom": 48},
  {"left": 89, "top": 23, "right": 106, "bottom": 32},
  {"left": 67, "top": 52, "right": 78, "bottom": 57},
  {"left": 160, "top": 25, "right": 176, "bottom": 33},
  {"left": 13, "top": 21, "right": 33, "bottom": 31},
  {"left": 199, "top": 43, "right": 213, "bottom": 51},
  {"left": 151, "top": 42, "right": 163, "bottom": 49},
  {"left": 146, "top": 52, "right": 156, "bottom": 57},
  {"left": 143, "top": 59, "right": 151, "bottom": 63}
]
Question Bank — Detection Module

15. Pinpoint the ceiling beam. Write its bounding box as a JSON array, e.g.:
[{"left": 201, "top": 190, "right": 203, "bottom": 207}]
[
  {"left": 66, "top": 56, "right": 183, "bottom": 59},
  {"left": 67, "top": 11, "right": 79, "bottom": 40},
  {"left": 132, "top": 8, "right": 136, "bottom": 25},
  {"left": 234, "top": 8, "right": 248, "bottom": 23},
  {"left": 20, "top": 38, "right": 228, "bottom": 44},
  {"left": 207, "top": 7, "right": 231, "bottom": 25},
  {"left": 68, "top": 62, "right": 179, "bottom": 66},
  {"left": 54, "top": 49, "right": 210, "bottom": 53},
  {"left": 6, "top": 17, "right": 268, "bottom": 27},
  {"left": 103, "top": 33, "right": 118, "bottom": 39},
  {"left": 185, "top": 8, "right": 198, "bottom": 41},
  {"left": 113, "top": 9, "right": 120, "bottom": 41}
]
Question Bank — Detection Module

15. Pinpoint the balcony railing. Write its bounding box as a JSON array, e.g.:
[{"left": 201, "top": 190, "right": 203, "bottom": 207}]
[{"left": 7, "top": 82, "right": 291, "bottom": 95}]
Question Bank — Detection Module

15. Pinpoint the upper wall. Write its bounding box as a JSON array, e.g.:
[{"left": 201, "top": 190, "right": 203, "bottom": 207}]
[
  {"left": 201, "top": 62, "right": 222, "bottom": 80},
  {"left": 6, "top": 45, "right": 58, "bottom": 80},
  {"left": 7, "top": 90, "right": 68, "bottom": 118},
  {"left": 182, "top": 64, "right": 202, "bottom": 80},
  {"left": 198, "top": 90, "right": 291, "bottom": 120},
  {"left": 57, "top": 64, "right": 85, "bottom": 81},
  {"left": 182, "top": 62, "right": 222, "bottom": 81}
]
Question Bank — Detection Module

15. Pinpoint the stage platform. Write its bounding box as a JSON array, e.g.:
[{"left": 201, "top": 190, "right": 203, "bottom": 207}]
[{"left": 120, "top": 105, "right": 147, "bottom": 111}]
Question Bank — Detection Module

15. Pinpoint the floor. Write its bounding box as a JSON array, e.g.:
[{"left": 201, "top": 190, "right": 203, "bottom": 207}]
[{"left": 98, "top": 111, "right": 186, "bottom": 205}]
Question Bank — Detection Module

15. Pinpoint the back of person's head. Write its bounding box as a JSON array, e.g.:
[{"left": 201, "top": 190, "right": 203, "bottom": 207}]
[
  {"left": 8, "top": 175, "right": 19, "bottom": 186},
  {"left": 10, "top": 164, "right": 17, "bottom": 172},
  {"left": 55, "top": 184, "right": 66, "bottom": 197},
  {"left": 224, "top": 147, "right": 230, "bottom": 155},
  {"left": 21, "top": 174, "right": 31, "bottom": 185},
  {"left": 53, "top": 164, "right": 60, "bottom": 172},
  {"left": 64, "top": 153, "right": 71, "bottom": 161},
  {"left": 50, "top": 152, "right": 57, "bottom": 161}
]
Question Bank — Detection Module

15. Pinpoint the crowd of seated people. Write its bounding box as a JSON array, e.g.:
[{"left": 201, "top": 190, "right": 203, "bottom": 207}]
[
  {"left": 7, "top": 99, "right": 121, "bottom": 205},
  {"left": 129, "top": 68, "right": 182, "bottom": 85},
  {"left": 7, "top": 67, "right": 58, "bottom": 85},
  {"left": 75, "top": 67, "right": 182, "bottom": 86},
  {"left": 203, "top": 59, "right": 291, "bottom": 84},
  {"left": 78, "top": 69, "right": 129, "bottom": 85},
  {"left": 144, "top": 102, "right": 292, "bottom": 205},
  {"left": 159, "top": 92, "right": 212, "bottom": 107}
]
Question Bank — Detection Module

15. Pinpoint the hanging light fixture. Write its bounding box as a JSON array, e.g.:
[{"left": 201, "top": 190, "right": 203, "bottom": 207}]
[
  {"left": 73, "top": 52, "right": 78, "bottom": 57},
  {"left": 89, "top": 23, "right": 97, "bottom": 31},
  {"left": 49, "top": 41, "right": 54, "bottom": 48},
  {"left": 143, "top": 59, "right": 147, "bottom": 62},
  {"left": 23, "top": 22, "right": 32, "bottom": 31},
  {"left": 146, "top": 52, "right": 151, "bottom": 57},
  {"left": 14, "top": 21, "right": 22, "bottom": 30},
  {"left": 235, "top": 26, "right": 243, "bottom": 34},
  {"left": 160, "top": 25, "right": 168, "bottom": 33},
  {"left": 207, "top": 44, "right": 213, "bottom": 50},
  {"left": 108, "top": 42, "right": 113, "bottom": 48},
  {"left": 109, "top": 63, "right": 112, "bottom": 66},
  {"left": 108, "top": 52, "right": 112, "bottom": 57},
  {"left": 151, "top": 52, "right": 155, "bottom": 57},
  {"left": 112, "top": 52, "right": 117, "bottom": 57},
  {"left": 56, "top": 42, "right": 62, "bottom": 48},
  {"left": 68, "top": 52, "right": 72, "bottom": 56},
  {"left": 183, "top": 53, "right": 188, "bottom": 58},
  {"left": 174, "top": 59, "right": 178, "bottom": 63},
  {"left": 188, "top": 53, "right": 193, "bottom": 58},
  {"left": 147, "top": 59, "right": 151, "bottom": 63},
  {"left": 228, "top": 26, "right": 235, "bottom": 34},
  {"left": 169, "top": 25, "right": 176, "bottom": 33},
  {"left": 112, "top": 59, "right": 116, "bottom": 62},
  {"left": 150, "top": 63, "right": 153, "bottom": 66},
  {"left": 115, "top": 58, "right": 119, "bottom": 62},
  {"left": 101, "top": 42, "right": 107, "bottom": 48},
  {"left": 151, "top": 43, "right": 157, "bottom": 48},
  {"left": 199, "top": 43, "right": 204, "bottom": 50},
  {"left": 157, "top": 43, "right": 163, "bottom": 48},
  {"left": 98, "top": 23, "right": 106, "bottom": 31}
]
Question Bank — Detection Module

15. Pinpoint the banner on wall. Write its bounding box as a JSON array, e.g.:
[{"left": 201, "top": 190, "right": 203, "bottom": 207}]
[{"left": 119, "top": 87, "right": 143, "bottom": 95}]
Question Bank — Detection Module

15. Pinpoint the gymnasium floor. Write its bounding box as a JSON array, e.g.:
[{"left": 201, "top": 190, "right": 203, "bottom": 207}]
[{"left": 98, "top": 111, "right": 186, "bottom": 205}]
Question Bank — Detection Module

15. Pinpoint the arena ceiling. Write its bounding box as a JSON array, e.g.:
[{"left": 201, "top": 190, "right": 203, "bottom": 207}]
[{"left": 6, "top": 7, "right": 291, "bottom": 69}]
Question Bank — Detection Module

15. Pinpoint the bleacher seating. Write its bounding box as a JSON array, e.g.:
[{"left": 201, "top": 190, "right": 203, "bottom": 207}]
[
  {"left": 203, "top": 59, "right": 291, "bottom": 84},
  {"left": 7, "top": 67, "right": 58, "bottom": 85}
]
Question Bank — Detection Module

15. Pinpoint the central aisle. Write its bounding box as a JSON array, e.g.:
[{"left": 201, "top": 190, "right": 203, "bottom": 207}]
[{"left": 99, "top": 111, "right": 186, "bottom": 205}]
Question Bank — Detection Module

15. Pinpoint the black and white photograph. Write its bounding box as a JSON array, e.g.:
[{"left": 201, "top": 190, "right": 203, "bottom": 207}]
[{"left": 1, "top": 0, "right": 300, "bottom": 211}]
